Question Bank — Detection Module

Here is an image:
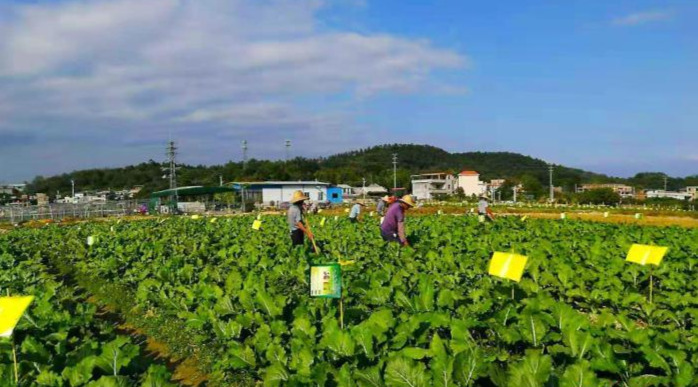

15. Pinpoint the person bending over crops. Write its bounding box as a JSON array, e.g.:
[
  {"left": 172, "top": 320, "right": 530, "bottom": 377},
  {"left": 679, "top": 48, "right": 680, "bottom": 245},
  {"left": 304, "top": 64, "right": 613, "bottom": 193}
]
[
  {"left": 478, "top": 196, "right": 495, "bottom": 221},
  {"left": 380, "top": 195, "right": 416, "bottom": 246},
  {"left": 349, "top": 202, "right": 364, "bottom": 223},
  {"left": 288, "top": 190, "right": 314, "bottom": 246}
]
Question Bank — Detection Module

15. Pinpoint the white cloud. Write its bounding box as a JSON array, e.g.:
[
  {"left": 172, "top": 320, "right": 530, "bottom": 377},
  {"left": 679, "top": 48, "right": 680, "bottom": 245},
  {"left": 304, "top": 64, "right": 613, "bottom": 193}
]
[
  {"left": 0, "top": 0, "right": 466, "bottom": 180},
  {"left": 612, "top": 10, "right": 673, "bottom": 26}
]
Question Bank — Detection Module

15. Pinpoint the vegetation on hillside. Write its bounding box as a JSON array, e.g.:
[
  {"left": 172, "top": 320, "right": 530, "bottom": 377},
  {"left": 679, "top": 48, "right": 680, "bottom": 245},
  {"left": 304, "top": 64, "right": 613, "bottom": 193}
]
[{"left": 22, "top": 144, "right": 698, "bottom": 199}]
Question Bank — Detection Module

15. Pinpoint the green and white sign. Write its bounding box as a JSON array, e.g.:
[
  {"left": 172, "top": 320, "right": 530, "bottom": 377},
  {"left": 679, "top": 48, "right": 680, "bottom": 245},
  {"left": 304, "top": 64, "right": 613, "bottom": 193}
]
[{"left": 310, "top": 264, "right": 341, "bottom": 298}]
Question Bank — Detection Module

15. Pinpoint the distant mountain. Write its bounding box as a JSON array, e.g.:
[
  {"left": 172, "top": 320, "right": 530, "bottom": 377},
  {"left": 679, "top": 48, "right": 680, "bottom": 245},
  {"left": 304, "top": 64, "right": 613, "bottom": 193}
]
[{"left": 23, "top": 144, "right": 697, "bottom": 198}]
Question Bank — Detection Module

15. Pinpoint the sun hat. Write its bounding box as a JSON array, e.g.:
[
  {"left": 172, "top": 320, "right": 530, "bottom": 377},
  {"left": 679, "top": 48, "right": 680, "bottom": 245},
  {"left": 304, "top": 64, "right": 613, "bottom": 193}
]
[
  {"left": 290, "top": 190, "right": 309, "bottom": 204},
  {"left": 399, "top": 195, "right": 416, "bottom": 207},
  {"left": 381, "top": 195, "right": 390, "bottom": 202}
]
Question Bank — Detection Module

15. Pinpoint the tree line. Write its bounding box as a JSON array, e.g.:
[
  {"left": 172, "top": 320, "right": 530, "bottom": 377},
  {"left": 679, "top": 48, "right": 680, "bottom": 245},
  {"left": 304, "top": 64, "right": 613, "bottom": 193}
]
[{"left": 21, "top": 144, "right": 698, "bottom": 200}]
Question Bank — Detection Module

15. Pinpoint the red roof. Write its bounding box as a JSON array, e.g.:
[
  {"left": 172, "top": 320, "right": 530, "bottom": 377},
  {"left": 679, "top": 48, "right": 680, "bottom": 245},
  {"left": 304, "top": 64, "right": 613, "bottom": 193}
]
[{"left": 459, "top": 170, "right": 479, "bottom": 176}]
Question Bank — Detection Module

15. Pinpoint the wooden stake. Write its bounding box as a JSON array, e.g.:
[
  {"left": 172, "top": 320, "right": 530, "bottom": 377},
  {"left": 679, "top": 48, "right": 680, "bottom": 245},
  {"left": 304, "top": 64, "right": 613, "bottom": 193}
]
[
  {"left": 339, "top": 296, "right": 344, "bottom": 330},
  {"left": 511, "top": 285, "right": 515, "bottom": 300},
  {"left": 649, "top": 269, "right": 654, "bottom": 304},
  {"left": 12, "top": 338, "right": 18, "bottom": 384}
]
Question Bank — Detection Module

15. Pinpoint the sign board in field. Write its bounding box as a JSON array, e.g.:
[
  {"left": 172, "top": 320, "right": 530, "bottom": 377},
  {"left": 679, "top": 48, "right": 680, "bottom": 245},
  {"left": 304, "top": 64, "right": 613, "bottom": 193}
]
[
  {"left": 488, "top": 252, "right": 528, "bottom": 282},
  {"left": 0, "top": 296, "right": 34, "bottom": 337},
  {"left": 310, "top": 264, "right": 341, "bottom": 298},
  {"left": 626, "top": 244, "right": 668, "bottom": 266}
]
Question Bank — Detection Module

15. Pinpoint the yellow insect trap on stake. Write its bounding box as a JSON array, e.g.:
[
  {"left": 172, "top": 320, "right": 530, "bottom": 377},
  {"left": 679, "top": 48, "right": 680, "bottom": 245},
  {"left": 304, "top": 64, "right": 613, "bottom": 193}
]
[
  {"left": 0, "top": 296, "right": 34, "bottom": 337},
  {"left": 252, "top": 220, "right": 262, "bottom": 230},
  {"left": 626, "top": 244, "right": 668, "bottom": 303},
  {"left": 626, "top": 244, "right": 667, "bottom": 266},
  {"left": 0, "top": 296, "right": 34, "bottom": 384},
  {"left": 488, "top": 252, "right": 528, "bottom": 283},
  {"left": 320, "top": 217, "right": 326, "bottom": 227}
]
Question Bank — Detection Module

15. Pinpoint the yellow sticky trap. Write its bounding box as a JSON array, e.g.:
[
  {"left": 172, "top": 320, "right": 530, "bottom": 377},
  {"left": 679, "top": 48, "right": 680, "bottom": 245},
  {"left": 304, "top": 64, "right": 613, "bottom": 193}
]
[
  {"left": 334, "top": 216, "right": 339, "bottom": 221},
  {"left": 626, "top": 244, "right": 668, "bottom": 266},
  {"left": 210, "top": 217, "right": 218, "bottom": 223},
  {"left": 634, "top": 213, "right": 642, "bottom": 220},
  {"left": 318, "top": 209, "right": 323, "bottom": 213},
  {"left": 560, "top": 213, "right": 567, "bottom": 219},
  {"left": 0, "top": 296, "right": 34, "bottom": 337},
  {"left": 521, "top": 216, "right": 528, "bottom": 221},
  {"left": 320, "top": 217, "right": 326, "bottom": 227},
  {"left": 191, "top": 215, "right": 200, "bottom": 220},
  {"left": 252, "top": 220, "right": 262, "bottom": 230},
  {"left": 87, "top": 236, "right": 96, "bottom": 246},
  {"left": 478, "top": 215, "right": 485, "bottom": 223},
  {"left": 488, "top": 252, "right": 528, "bottom": 282},
  {"left": 344, "top": 209, "right": 349, "bottom": 213},
  {"left": 603, "top": 212, "right": 609, "bottom": 218},
  {"left": 339, "top": 260, "right": 355, "bottom": 266},
  {"left": 257, "top": 214, "right": 262, "bottom": 221}
]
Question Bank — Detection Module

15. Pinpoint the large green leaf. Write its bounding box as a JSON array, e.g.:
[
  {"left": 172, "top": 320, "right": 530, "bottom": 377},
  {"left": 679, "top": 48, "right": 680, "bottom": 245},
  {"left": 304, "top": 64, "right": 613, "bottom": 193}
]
[{"left": 385, "top": 357, "right": 429, "bottom": 387}]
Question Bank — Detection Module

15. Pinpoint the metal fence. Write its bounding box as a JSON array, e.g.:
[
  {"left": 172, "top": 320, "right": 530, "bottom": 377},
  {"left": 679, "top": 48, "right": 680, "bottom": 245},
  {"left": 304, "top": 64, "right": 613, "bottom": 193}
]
[{"left": 0, "top": 201, "right": 143, "bottom": 223}]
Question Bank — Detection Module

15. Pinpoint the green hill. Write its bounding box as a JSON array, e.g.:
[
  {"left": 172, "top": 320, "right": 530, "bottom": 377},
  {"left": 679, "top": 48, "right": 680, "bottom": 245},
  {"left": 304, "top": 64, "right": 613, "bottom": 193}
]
[{"left": 22, "top": 144, "right": 697, "bottom": 199}]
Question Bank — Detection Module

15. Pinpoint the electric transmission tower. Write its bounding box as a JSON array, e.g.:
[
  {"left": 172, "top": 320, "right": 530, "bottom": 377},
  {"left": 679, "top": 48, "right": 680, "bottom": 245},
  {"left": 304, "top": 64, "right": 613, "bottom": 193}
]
[
  {"left": 548, "top": 163, "right": 554, "bottom": 202},
  {"left": 163, "top": 140, "right": 180, "bottom": 207}
]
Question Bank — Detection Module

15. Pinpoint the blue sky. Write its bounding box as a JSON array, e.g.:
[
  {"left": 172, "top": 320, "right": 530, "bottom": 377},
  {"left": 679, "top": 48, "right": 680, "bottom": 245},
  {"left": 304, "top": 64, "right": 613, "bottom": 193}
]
[{"left": 0, "top": 0, "right": 696, "bottom": 182}]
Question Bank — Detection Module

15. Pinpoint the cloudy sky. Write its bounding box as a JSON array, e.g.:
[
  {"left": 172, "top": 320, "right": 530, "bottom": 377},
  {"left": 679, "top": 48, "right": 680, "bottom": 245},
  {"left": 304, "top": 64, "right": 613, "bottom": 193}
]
[{"left": 0, "top": 0, "right": 696, "bottom": 182}]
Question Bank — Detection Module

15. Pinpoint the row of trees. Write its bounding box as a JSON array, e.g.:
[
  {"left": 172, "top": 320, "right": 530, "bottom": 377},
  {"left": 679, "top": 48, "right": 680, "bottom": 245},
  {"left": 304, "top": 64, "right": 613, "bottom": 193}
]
[{"left": 21, "top": 144, "right": 697, "bottom": 202}]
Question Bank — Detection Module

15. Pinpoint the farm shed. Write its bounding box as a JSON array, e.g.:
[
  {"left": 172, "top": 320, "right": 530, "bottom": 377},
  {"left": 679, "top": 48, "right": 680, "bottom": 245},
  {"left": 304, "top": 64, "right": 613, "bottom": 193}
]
[{"left": 150, "top": 186, "right": 237, "bottom": 213}]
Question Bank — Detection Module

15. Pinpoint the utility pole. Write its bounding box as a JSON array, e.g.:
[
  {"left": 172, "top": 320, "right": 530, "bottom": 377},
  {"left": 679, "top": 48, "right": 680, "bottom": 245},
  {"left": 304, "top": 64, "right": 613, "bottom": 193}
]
[
  {"left": 285, "top": 139, "right": 291, "bottom": 162},
  {"left": 241, "top": 140, "right": 248, "bottom": 170},
  {"left": 70, "top": 179, "right": 75, "bottom": 198},
  {"left": 362, "top": 177, "right": 366, "bottom": 200},
  {"left": 548, "top": 164, "right": 554, "bottom": 202},
  {"left": 219, "top": 175, "right": 223, "bottom": 187},
  {"left": 663, "top": 175, "right": 668, "bottom": 191},
  {"left": 392, "top": 153, "right": 398, "bottom": 191},
  {"left": 513, "top": 186, "right": 517, "bottom": 203}
]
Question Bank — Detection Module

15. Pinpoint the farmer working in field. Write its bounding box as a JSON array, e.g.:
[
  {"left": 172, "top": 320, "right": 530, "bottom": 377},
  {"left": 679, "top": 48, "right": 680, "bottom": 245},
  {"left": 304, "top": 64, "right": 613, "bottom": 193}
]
[
  {"left": 376, "top": 195, "right": 391, "bottom": 216},
  {"left": 478, "top": 195, "right": 495, "bottom": 221},
  {"left": 288, "top": 190, "right": 314, "bottom": 246},
  {"left": 380, "top": 195, "right": 416, "bottom": 246},
  {"left": 348, "top": 202, "right": 364, "bottom": 223}
]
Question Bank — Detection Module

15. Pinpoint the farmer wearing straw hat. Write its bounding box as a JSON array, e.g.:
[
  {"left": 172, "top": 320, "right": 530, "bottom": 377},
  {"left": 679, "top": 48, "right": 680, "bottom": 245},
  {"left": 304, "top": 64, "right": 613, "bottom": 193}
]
[
  {"left": 380, "top": 195, "right": 416, "bottom": 246},
  {"left": 376, "top": 195, "right": 391, "bottom": 216},
  {"left": 288, "top": 190, "right": 314, "bottom": 246},
  {"left": 348, "top": 202, "right": 365, "bottom": 223},
  {"left": 478, "top": 195, "right": 495, "bottom": 221}
]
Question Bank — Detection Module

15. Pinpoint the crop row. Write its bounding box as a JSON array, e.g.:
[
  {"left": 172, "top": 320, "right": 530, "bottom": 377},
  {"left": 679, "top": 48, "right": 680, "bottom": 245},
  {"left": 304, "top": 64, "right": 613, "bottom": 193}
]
[{"left": 3, "top": 215, "right": 698, "bottom": 386}]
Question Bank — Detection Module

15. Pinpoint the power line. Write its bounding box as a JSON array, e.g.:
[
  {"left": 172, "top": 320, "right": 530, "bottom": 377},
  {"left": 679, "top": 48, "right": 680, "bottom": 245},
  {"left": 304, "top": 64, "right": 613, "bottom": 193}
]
[
  {"left": 392, "top": 153, "right": 398, "bottom": 190},
  {"left": 285, "top": 139, "right": 291, "bottom": 162},
  {"left": 241, "top": 140, "right": 248, "bottom": 170}
]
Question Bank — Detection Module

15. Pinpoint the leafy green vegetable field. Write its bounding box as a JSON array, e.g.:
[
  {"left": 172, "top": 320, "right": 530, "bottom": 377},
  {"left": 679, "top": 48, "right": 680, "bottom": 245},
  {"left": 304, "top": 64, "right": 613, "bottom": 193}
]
[{"left": 1, "top": 215, "right": 697, "bottom": 386}]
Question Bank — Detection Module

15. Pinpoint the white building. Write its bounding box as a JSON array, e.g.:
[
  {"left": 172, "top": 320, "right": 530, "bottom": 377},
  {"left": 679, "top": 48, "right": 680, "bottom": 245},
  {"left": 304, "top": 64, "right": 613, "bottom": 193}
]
[
  {"left": 234, "top": 181, "right": 331, "bottom": 206},
  {"left": 411, "top": 173, "right": 457, "bottom": 200},
  {"left": 458, "top": 170, "right": 487, "bottom": 197},
  {"left": 336, "top": 184, "right": 356, "bottom": 199},
  {"left": 645, "top": 190, "right": 692, "bottom": 200},
  {"left": 684, "top": 186, "right": 698, "bottom": 201},
  {"left": 577, "top": 184, "right": 636, "bottom": 198},
  {"left": 355, "top": 183, "right": 388, "bottom": 197}
]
